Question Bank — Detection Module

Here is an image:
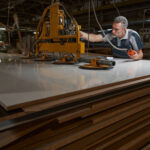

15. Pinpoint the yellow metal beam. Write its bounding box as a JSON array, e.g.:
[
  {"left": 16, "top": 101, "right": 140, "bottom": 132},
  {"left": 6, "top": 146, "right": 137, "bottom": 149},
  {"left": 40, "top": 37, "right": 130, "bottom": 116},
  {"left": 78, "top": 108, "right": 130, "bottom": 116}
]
[{"left": 38, "top": 42, "right": 85, "bottom": 54}]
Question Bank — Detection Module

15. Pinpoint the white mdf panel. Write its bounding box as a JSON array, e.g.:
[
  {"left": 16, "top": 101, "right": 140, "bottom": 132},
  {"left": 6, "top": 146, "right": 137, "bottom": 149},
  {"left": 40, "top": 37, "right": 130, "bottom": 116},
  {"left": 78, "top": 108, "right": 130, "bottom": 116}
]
[{"left": 0, "top": 58, "right": 150, "bottom": 109}]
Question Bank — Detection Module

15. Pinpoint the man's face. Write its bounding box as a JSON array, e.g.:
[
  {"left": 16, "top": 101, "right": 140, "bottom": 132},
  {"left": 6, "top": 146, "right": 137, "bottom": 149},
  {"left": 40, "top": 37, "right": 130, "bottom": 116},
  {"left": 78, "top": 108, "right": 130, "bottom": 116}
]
[{"left": 112, "top": 22, "right": 126, "bottom": 38}]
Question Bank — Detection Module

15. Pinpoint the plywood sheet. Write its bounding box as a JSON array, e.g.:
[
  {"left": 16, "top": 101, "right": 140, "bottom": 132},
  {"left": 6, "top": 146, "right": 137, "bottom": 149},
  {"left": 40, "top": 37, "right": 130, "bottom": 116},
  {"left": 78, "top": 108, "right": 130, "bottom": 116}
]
[{"left": 0, "top": 58, "right": 150, "bottom": 110}]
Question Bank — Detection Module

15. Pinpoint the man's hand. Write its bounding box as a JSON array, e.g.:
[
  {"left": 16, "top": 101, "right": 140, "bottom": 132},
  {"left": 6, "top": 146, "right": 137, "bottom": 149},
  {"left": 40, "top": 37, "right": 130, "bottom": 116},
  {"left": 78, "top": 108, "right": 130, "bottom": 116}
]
[
  {"left": 128, "top": 49, "right": 143, "bottom": 60},
  {"left": 80, "top": 31, "right": 84, "bottom": 38},
  {"left": 128, "top": 48, "right": 136, "bottom": 56}
]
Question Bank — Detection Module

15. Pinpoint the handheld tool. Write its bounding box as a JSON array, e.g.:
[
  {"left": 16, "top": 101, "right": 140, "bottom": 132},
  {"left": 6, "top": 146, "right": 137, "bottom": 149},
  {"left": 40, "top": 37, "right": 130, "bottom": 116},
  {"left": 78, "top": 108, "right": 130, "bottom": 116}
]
[{"left": 128, "top": 48, "right": 136, "bottom": 56}]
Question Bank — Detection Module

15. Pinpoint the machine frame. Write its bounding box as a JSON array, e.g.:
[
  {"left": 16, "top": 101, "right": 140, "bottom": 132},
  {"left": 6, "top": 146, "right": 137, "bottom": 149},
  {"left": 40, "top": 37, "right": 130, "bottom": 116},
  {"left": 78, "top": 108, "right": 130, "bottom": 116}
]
[{"left": 35, "top": 1, "right": 85, "bottom": 62}]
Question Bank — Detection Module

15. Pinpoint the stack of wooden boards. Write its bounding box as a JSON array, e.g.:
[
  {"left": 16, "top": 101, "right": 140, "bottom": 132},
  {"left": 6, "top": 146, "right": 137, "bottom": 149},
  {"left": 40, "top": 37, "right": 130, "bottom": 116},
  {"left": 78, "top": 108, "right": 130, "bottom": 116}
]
[{"left": 1, "top": 75, "right": 150, "bottom": 150}]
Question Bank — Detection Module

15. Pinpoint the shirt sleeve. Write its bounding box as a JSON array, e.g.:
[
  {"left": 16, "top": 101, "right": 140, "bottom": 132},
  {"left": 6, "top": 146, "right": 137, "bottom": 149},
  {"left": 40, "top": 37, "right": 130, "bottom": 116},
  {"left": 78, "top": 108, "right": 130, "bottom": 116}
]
[
  {"left": 99, "top": 30, "right": 113, "bottom": 42},
  {"left": 103, "top": 33, "right": 113, "bottom": 42},
  {"left": 130, "top": 34, "right": 143, "bottom": 50}
]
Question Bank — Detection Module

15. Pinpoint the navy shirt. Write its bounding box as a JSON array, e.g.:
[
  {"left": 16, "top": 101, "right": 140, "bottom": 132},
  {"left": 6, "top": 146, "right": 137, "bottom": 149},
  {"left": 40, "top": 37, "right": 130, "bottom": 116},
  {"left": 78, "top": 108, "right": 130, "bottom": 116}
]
[{"left": 102, "top": 29, "right": 143, "bottom": 58}]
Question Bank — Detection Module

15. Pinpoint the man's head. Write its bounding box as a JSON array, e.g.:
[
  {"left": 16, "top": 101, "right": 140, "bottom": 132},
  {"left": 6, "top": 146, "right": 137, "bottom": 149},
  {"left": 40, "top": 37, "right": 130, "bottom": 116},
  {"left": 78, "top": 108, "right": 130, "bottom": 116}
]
[{"left": 112, "top": 16, "right": 128, "bottom": 38}]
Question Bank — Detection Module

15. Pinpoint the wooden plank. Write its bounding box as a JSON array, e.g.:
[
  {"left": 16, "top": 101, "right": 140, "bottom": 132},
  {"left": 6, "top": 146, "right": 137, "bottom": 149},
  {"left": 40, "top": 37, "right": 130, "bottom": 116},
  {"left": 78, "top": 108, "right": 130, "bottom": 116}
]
[
  {"left": 101, "top": 124, "right": 150, "bottom": 150},
  {"left": 0, "top": 117, "right": 55, "bottom": 148},
  {"left": 2, "top": 96, "right": 150, "bottom": 150},
  {"left": 2, "top": 84, "right": 149, "bottom": 131},
  {"left": 0, "top": 111, "right": 29, "bottom": 122},
  {"left": 1, "top": 76, "right": 150, "bottom": 149},
  {"left": 92, "top": 95, "right": 150, "bottom": 124},
  {"left": 2, "top": 84, "right": 149, "bottom": 132},
  {"left": 0, "top": 118, "right": 90, "bottom": 149},
  {"left": 92, "top": 86, "right": 150, "bottom": 110},
  {"left": 29, "top": 97, "right": 150, "bottom": 150},
  {"left": 57, "top": 89, "right": 150, "bottom": 124},
  {"left": 141, "top": 143, "right": 150, "bottom": 150},
  {"left": 2, "top": 120, "right": 92, "bottom": 150},
  {"left": 23, "top": 75, "right": 150, "bottom": 113},
  {"left": 3, "top": 75, "right": 149, "bottom": 111},
  {"left": 83, "top": 86, "right": 150, "bottom": 118},
  {"left": 57, "top": 107, "right": 91, "bottom": 123},
  {"left": 58, "top": 108, "right": 150, "bottom": 150}
]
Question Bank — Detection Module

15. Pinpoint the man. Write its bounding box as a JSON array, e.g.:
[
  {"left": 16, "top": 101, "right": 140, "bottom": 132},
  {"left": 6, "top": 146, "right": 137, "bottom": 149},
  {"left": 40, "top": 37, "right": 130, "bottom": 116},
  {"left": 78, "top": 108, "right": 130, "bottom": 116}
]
[{"left": 80, "top": 16, "right": 143, "bottom": 60}]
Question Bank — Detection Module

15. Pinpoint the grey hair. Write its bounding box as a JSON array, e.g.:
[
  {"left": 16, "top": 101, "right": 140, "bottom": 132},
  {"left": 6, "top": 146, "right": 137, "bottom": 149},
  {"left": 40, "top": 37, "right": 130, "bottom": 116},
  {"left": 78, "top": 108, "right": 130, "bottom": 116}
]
[{"left": 114, "top": 16, "right": 128, "bottom": 28}]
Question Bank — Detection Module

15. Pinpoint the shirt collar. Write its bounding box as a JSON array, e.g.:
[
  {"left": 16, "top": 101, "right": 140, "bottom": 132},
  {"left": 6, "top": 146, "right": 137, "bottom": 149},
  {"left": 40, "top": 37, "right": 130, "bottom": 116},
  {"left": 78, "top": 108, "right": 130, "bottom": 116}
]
[{"left": 120, "top": 29, "right": 128, "bottom": 40}]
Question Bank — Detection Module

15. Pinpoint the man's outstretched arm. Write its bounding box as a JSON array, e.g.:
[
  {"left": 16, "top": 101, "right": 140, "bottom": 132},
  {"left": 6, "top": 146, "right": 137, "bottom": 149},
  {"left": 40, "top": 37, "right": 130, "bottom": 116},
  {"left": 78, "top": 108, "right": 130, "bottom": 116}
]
[{"left": 80, "top": 31, "right": 104, "bottom": 42}]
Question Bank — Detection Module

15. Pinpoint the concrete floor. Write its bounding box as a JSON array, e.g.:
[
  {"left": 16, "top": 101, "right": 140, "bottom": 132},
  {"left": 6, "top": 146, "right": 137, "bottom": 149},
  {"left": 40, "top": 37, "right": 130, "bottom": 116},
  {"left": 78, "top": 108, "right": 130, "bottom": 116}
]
[{"left": 0, "top": 54, "right": 150, "bottom": 110}]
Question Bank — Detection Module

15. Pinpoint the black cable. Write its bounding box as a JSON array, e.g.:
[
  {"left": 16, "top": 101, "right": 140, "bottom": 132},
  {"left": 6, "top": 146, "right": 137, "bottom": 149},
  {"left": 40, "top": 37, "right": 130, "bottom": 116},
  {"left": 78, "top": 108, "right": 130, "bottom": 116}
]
[
  {"left": 87, "top": 0, "right": 91, "bottom": 56},
  {"left": 90, "top": 0, "right": 127, "bottom": 51},
  {"left": 112, "top": 0, "right": 121, "bottom": 16}
]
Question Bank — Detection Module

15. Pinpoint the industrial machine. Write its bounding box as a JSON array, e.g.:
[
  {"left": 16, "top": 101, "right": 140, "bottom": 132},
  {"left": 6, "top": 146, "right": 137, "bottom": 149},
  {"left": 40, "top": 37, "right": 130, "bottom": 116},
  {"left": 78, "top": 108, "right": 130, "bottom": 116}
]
[
  {"left": 34, "top": 0, "right": 85, "bottom": 63},
  {"left": 26, "top": 0, "right": 115, "bottom": 69}
]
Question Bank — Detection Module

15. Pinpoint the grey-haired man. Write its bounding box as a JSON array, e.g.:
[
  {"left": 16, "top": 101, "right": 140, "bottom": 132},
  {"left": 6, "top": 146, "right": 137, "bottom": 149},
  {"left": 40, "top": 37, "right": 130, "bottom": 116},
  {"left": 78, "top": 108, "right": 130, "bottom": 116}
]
[{"left": 80, "top": 16, "right": 143, "bottom": 60}]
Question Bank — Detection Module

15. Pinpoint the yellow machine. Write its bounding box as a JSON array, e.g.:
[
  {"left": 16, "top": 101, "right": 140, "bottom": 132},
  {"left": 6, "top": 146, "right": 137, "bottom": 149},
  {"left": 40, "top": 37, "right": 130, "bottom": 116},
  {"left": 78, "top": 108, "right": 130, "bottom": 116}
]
[{"left": 35, "top": 0, "right": 85, "bottom": 63}]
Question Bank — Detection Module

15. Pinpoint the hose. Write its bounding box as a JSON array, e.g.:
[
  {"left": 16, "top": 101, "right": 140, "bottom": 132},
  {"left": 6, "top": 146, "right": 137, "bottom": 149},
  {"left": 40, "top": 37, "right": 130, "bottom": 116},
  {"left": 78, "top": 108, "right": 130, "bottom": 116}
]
[{"left": 91, "top": 0, "right": 128, "bottom": 51}]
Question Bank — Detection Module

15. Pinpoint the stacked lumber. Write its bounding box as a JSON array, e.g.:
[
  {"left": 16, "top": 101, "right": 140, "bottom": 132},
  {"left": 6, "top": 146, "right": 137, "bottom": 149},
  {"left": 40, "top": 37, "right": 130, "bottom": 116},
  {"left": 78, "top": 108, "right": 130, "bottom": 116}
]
[{"left": 1, "top": 75, "right": 150, "bottom": 150}]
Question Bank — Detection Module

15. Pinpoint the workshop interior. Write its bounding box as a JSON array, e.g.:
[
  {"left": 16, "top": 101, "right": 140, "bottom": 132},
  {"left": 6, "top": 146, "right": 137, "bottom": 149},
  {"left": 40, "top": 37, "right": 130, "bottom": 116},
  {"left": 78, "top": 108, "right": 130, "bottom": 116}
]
[{"left": 0, "top": 0, "right": 150, "bottom": 149}]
